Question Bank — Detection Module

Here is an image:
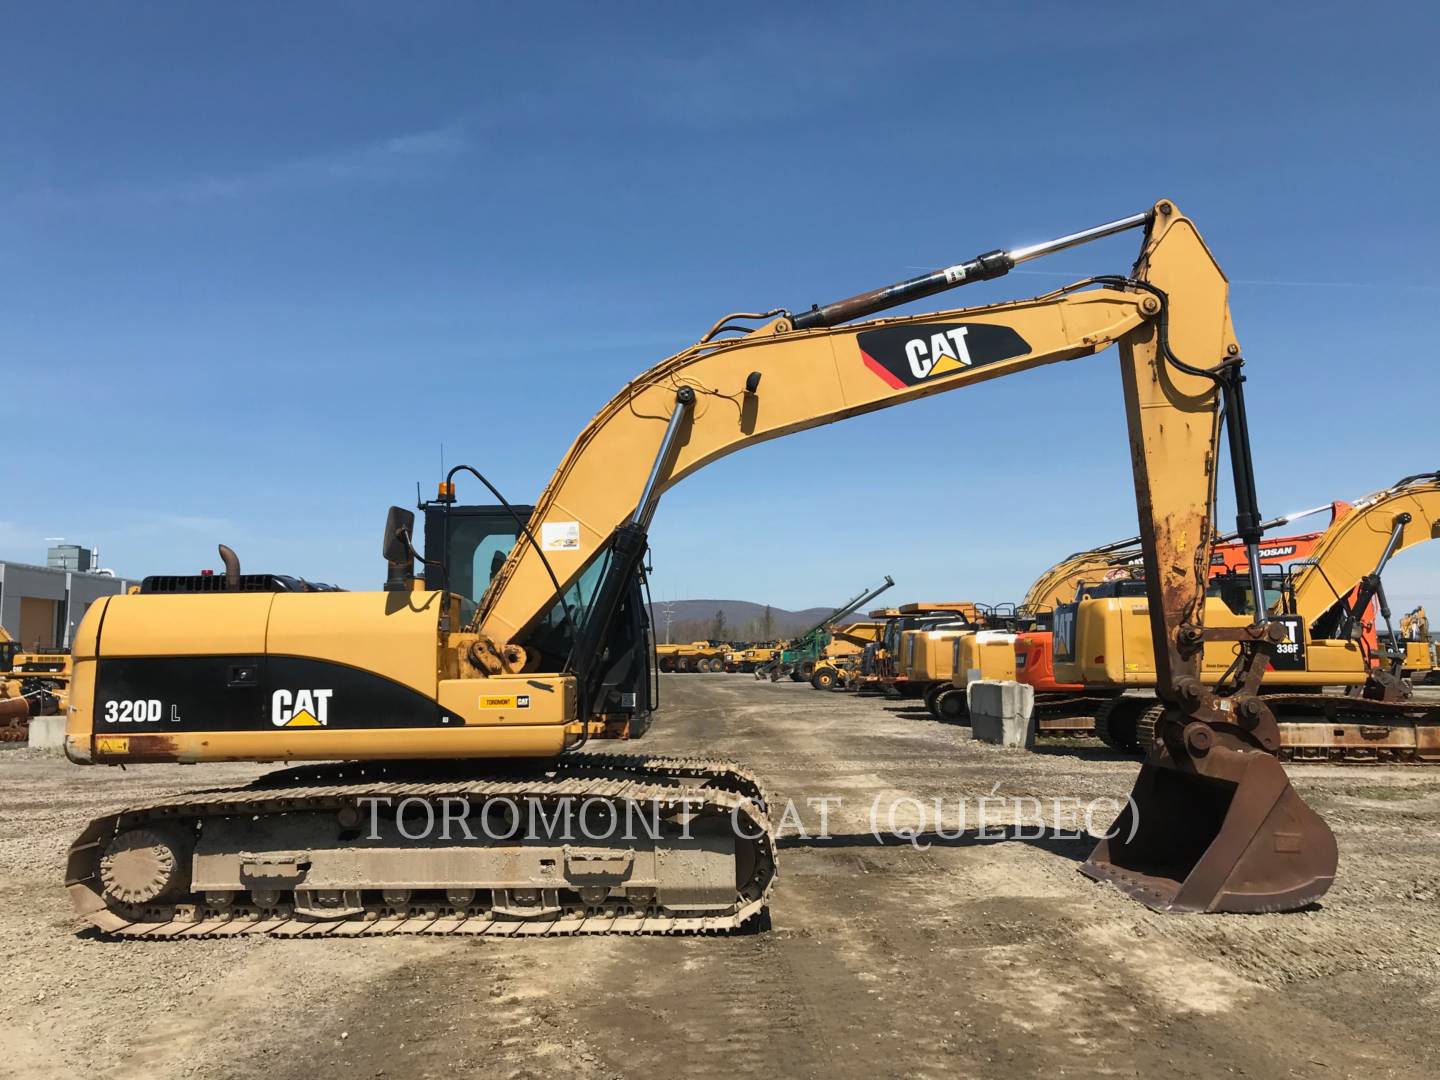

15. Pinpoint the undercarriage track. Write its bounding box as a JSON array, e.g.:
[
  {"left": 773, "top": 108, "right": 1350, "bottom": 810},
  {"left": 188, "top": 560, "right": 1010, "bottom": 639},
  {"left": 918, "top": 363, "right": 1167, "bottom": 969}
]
[
  {"left": 66, "top": 753, "right": 776, "bottom": 938},
  {"left": 1033, "top": 693, "right": 1115, "bottom": 738},
  {"left": 1132, "top": 695, "right": 1440, "bottom": 763}
]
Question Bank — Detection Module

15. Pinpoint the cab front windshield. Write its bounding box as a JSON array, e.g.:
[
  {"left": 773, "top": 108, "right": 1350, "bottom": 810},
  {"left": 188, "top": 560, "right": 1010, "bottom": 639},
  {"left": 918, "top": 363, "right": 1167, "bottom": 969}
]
[
  {"left": 441, "top": 514, "right": 524, "bottom": 624},
  {"left": 524, "top": 543, "right": 616, "bottom": 668},
  {"left": 1208, "top": 572, "right": 1289, "bottom": 618},
  {"left": 435, "top": 502, "right": 618, "bottom": 668}
]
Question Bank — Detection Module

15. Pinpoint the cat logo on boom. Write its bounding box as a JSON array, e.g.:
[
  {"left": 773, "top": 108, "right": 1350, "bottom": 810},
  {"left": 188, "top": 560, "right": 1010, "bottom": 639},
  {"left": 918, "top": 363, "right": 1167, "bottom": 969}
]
[
  {"left": 905, "top": 327, "right": 974, "bottom": 379},
  {"left": 271, "top": 688, "right": 334, "bottom": 728},
  {"left": 856, "top": 322, "right": 1033, "bottom": 390}
]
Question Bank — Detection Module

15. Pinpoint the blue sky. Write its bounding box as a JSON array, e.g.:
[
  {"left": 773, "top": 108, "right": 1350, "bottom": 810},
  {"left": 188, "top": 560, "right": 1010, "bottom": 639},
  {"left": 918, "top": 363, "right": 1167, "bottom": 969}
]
[{"left": 4, "top": 2, "right": 1438, "bottom": 614}]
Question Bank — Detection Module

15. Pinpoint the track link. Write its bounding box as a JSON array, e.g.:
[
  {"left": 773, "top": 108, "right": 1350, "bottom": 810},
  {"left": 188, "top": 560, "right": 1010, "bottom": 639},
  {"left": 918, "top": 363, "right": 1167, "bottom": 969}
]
[
  {"left": 1123, "top": 694, "right": 1440, "bottom": 763},
  {"left": 1132, "top": 702, "right": 1168, "bottom": 750},
  {"left": 1033, "top": 694, "right": 1116, "bottom": 737},
  {"left": 66, "top": 754, "right": 776, "bottom": 939},
  {"left": 1092, "top": 695, "right": 1144, "bottom": 753},
  {"left": 1264, "top": 694, "right": 1440, "bottom": 764}
]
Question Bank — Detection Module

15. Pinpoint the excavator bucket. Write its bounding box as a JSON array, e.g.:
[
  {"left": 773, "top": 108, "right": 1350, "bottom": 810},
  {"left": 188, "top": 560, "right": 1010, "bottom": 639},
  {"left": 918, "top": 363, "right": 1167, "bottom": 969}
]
[{"left": 1080, "top": 745, "right": 1337, "bottom": 913}]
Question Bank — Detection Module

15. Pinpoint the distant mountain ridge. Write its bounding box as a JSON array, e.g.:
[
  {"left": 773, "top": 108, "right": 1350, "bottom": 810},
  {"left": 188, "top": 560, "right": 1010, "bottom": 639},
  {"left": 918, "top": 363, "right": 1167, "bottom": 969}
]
[{"left": 648, "top": 599, "right": 846, "bottom": 643}]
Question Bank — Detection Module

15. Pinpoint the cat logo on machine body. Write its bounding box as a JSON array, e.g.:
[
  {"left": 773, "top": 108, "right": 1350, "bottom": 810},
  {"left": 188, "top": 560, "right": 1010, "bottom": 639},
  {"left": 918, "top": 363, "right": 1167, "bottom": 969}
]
[
  {"left": 480, "top": 694, "right": 531, "bottom": 709},
  {"left": 856, "top": 322, "right": 1032, "bottom": 390},
  {"left": 271, "top": 687, "right": 334, "bottom": 728}
]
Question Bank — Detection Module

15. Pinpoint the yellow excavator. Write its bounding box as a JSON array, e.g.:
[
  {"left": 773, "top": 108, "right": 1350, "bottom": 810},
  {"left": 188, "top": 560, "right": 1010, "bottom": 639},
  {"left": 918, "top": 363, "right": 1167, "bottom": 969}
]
[
  {"left": 864, "top": 601, "right": 985, "bottom": 697},
  {"left": 0, "top": 627, "right": 68, "bottom": 741},
  {"left": 896, "top": 618, "right": 1018, "bottom": 721},
  {"left": 1012, "top": 502, "right": 1352, "bottom": 731},
  {"left": 1053, "top": 471, "right": 1440, "bottom": 758},
  {"left": 64, "top": 200, "right": 1337, "bottom": 934},
  {"left": 1397, "top": 605, "right": 1435, "bottom": 680},
  {"left": 1018, "top": 539, "right": 1143, "bottom": 622}
]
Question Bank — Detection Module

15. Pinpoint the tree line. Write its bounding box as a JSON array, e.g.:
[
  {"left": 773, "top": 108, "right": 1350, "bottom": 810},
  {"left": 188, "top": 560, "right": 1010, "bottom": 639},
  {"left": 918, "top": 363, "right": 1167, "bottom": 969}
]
[{"left": 654, "top": 605, "right": 812, "bottom": 645}]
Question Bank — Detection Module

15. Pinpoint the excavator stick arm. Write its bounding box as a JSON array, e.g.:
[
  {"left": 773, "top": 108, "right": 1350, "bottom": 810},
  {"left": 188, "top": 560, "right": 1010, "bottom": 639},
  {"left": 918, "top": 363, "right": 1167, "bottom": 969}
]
[{"left": 1077, "top": 211, "right": 1336, "bottom": 911}]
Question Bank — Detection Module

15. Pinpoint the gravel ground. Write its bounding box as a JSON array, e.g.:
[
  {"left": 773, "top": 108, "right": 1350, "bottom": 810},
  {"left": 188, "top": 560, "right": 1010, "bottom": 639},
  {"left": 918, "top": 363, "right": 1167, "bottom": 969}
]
[{"left": 3, "top": 675, "right": 1439, "bottom": 1079}]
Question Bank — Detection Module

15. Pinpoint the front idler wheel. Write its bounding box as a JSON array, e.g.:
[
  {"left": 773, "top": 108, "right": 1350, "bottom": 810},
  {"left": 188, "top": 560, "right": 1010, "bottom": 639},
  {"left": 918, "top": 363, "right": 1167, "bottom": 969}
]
[{"left": 100, "top": 826, "right": 193, "bottom": 907}]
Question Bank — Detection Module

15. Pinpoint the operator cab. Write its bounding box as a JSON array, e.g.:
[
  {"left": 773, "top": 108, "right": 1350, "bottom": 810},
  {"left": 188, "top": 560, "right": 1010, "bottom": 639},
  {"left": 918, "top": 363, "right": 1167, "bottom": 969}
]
[
  {"left": 410, "top": 493, "right": 655, "bottom": 726},
  {"left": 419, "top": 498, "right": 531, "bottom": 625},
  {"left": 1071, "top": 579, "right": 1149, "bottom": 601},
  {"left": 1206, "top": 569, "right": 1295, "bottom": 619}
]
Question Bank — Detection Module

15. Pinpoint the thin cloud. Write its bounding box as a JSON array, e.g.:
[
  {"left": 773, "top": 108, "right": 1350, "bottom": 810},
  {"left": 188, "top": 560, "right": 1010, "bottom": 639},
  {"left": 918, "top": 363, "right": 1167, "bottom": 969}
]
[
  {"left": 128, "top": 513, "right": 235, "bottom": 535},
  {"left": 0, "top": 520, "right": 37, "bottom": 550},
  {"left": 153, "top": 121, "right": 473, "bottom": 203},
  {"left": 14, "top": 121, "right": 473, "bottom": 210}
]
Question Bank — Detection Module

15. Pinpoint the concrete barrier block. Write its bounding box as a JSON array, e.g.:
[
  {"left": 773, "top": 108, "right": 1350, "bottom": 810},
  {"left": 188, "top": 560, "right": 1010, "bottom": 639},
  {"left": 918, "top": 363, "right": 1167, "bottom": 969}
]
[
  {"left": 967, "top": 680, "right": 1036, "bottom": 749},
  {"left": 27, "top": 715, "right": 66, "bottom": 750}
]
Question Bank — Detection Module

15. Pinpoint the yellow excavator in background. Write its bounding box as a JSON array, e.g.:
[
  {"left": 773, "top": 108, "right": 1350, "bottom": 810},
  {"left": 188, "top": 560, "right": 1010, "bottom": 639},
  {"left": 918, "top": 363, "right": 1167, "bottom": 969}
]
[
  {"left": 1396, "top": 605, "right": 1435, "bottom": 680},
  {"left": 0, "top": 628, "right": 68, "bottom": 741},
  {"left": 1013, "top": 501, "right": 1351, "bottom": 731},
  {"left": 1017, "top": 539, "right": 1143, "bottom": 623},
  {"left": 64, "top": 200, "right": 1337, "bottom": 935},
  {"left": 866, "top": 602, "right": 984, "bottom": 697},
  {"left": 1053, "top": 471, "right": 1440, "bottom": 758},
  {"left": 888, "top": 528, "right": 1315, "bottom": 725}
]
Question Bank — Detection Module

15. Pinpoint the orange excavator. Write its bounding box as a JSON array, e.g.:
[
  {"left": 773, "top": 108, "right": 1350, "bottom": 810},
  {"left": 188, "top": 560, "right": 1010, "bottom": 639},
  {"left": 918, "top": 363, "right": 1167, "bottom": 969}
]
[{"left": 63, "top": 201, "right": 1336, "bottom": 933}]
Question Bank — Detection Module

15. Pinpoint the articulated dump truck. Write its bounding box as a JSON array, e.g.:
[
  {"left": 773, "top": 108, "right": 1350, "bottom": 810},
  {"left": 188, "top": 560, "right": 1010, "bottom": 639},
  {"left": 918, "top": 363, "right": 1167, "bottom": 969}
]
[
  {"left": 655, "top": 641, "right": 728, "bottom": 673},
  {"left": 65, "top": 201, "right": 1340, "bottom": 935},
  {"left": 724, "top": 644, "right": 780, "bottom": 673}
]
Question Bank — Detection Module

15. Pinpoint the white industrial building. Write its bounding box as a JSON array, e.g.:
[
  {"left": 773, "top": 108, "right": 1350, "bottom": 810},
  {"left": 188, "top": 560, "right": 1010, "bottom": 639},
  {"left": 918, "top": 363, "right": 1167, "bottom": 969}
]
[{"left": 0, "top": 544, "right": 137, "bottom": 651}]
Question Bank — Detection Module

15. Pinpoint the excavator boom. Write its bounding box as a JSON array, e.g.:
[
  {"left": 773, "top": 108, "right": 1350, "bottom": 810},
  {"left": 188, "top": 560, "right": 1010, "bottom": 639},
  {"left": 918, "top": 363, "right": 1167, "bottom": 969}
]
[{"left": 1294, "top": 471, "right": 1440, "bottom": 636}]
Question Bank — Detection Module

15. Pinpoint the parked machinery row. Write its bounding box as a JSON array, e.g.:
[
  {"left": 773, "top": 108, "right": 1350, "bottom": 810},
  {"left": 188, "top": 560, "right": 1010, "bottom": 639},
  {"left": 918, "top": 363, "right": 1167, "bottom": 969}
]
[
  {"left": 753, "top": 576, "right": 894, "bottom": 682},
  {"left": 810, "top": 470, "right": 1440, "bottom": 764},
  {"left": 0, "top": 627, "right": 70, "bottom": 741}
]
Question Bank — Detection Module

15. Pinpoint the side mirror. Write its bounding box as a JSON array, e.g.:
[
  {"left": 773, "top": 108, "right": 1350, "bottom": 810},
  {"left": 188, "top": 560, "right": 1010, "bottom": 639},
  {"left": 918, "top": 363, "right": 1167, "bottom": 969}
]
[{"left": 382, "top": 507, "right": 417, "bottom": 565}]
